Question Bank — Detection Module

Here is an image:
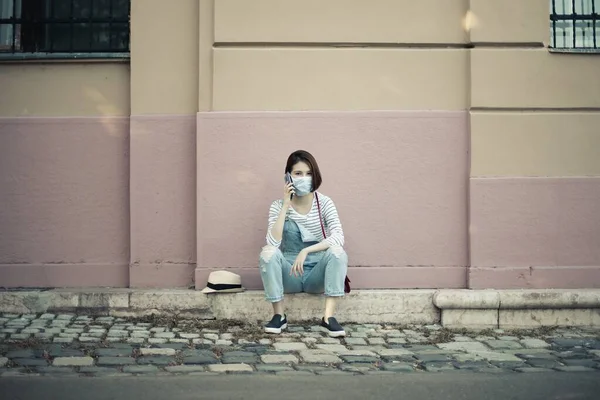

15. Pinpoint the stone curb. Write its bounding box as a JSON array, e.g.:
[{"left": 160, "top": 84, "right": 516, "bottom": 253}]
[
  {"left": 434, "top": 290, "right": 500, "bottom": 309},
  {"left": 0, "top": 289, "right": 438, "bottom": 324},
  {"left": 1, "top": 289, "right": 599, "bottom": 329},
  {"left": 434, "top": 289, "right": 600, "bottom": 310},
  {"left": 434, "top": 289, "right": 600, "bottom": 330}
]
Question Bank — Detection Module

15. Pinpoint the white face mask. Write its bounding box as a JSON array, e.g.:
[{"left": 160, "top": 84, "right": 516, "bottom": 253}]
[{"left": 293, "top": 176, "right": 313, "bottom": 197}]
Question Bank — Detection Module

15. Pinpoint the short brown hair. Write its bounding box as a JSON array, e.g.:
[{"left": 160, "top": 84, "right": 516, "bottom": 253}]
[{"left": 284, "top": 150, "right": 322, "bottom": 192}]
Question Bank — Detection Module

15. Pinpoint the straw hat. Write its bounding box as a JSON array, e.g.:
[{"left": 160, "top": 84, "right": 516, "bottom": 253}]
[{"left": 200, "top": 270, "right": 244, "bottom": 293}]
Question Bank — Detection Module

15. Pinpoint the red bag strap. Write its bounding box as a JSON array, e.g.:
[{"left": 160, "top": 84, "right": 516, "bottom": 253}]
[
  {"left": 315, "top": 192, "right": 326, "bottom": 239},
  {"left": 317, "top": 192, "right": 351, "bottom": 293}
]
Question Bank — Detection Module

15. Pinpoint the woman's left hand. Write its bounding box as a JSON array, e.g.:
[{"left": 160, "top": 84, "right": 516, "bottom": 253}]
[{"left": 291, "top": 249, "right": 308, "bottom": 277}]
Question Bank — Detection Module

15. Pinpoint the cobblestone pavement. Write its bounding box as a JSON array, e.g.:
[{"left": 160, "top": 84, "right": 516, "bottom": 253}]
[{"left": 0, "top": 313, "right": 599, "bottom": 377}]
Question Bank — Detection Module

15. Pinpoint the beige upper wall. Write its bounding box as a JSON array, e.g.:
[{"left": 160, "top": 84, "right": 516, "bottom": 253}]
[
  {"left": 471, "top": 49, "right": 600, "bottom": 109},
  {"left": 0, "top": 63, "right": 130, "bottom": 117},
  {"left": 471, "top": 112, "right": 600, "bottom": 177},
  {"left": 130, "top": 0, "right": 199, "bottom": 115},
  {"left": 213, "top": 48, "right": 468, "bottom": 111},
  {"left": 469, "top": 0, "right": 549, "bottom": 43},
  {"left": 215, "top": 0, "right": 468, "bottom": 44}
]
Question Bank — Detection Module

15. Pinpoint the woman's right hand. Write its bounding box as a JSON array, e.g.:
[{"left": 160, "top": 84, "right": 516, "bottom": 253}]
[{"left": 282, "top": 182, "right": 295, "bottom": 207}]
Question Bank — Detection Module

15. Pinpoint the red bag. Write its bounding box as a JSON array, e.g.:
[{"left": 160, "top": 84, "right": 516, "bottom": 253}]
[{"left": 315, "top": 192, "right": 351, "bottom": 294}]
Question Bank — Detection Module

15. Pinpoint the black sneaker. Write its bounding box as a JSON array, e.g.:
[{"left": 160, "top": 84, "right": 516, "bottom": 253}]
[
  {"left": 321, "top": 317, "right": 346, "bottom": 338},
  {"left": 264, "top": 314, "right": 288, "bottom": 334}
]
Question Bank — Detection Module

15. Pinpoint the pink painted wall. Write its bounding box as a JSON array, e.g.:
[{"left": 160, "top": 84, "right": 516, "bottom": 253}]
[
  {"left": 469, "top": 177, "right": 600, "bottom": 289},
  {"left": 2, "top": 113, "right": 596, "bottom": 290},
  {"left": 0, "top": 117, "right": 130, "bottom": 287},
  {"left": 129, "top": 115, "right": 197, "bottom": 287},
  {"left": 195, "top": 111, "right": 469, "bottom": 289}
]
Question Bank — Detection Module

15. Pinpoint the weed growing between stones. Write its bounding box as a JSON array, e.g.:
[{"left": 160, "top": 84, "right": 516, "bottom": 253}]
[{"left": 429, "top": 329, "right": 455, "bottom": 344}]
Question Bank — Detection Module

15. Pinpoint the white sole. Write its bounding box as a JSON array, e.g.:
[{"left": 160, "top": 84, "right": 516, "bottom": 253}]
[
  {"left": 265, "top": 322, "right": 288, "bottom": 334},
  {"left": 328, "top": 330, "right": 346, "bottom": 338}
]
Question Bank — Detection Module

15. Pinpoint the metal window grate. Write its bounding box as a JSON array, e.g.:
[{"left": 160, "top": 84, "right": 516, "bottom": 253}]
[
  {"left": 550, "top": 0, "right": 599, "bottom": 51},
  {"left": 0, "top": 0, "right": 129, "bottom": 54}
]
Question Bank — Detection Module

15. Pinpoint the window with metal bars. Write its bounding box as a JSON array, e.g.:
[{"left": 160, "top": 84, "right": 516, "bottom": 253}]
[
  {"left": 0, "top": 0, "right": 129, "bottom": 57},
  {"left": 550, "top": 0, "right": 599, "bottom": 52}
]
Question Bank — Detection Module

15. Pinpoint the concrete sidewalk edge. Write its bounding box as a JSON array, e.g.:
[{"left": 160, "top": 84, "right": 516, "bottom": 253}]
[{"left": 0, "top": 288, "right": 599, "bottom": 329}]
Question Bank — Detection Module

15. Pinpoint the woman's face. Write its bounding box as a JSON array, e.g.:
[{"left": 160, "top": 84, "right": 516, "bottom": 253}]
[{"left": 291, "top": 161, "right": 312, "bottom": 178}]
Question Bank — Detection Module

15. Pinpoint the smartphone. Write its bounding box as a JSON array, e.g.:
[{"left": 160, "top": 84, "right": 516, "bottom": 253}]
[{"left": 284, "top": 172, "right": 294, "bottom": 200}]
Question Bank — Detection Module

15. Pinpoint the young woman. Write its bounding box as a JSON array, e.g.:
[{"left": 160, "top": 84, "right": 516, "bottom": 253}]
[{"left": 259, "top": 150, "right": 348, "bottom": 337}]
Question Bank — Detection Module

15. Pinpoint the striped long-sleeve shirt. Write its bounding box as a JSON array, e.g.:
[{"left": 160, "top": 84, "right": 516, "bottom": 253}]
[{"left": 266, "top": 192, "right": 344, "bottom": 248}]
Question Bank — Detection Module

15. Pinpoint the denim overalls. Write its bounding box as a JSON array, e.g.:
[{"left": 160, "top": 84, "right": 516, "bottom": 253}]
[{"left": 259, "top": 219, "right": 348, "bottom": 303}]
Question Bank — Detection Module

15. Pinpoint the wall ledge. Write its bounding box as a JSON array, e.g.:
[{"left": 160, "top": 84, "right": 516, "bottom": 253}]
[
  {"left": 1, "top": 288, "right": 598, "bottom": 330},
  {"left": 434, "top": 289, "right": 600, "bottom": 310}
]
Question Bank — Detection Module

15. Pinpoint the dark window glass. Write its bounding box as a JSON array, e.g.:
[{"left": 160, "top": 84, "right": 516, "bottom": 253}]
[
  {"left": 0, "top": 0, "right": 130, "bottom": 53},
  {"left": 550, "top": 0, "right": 599, "bottom": 51}
]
